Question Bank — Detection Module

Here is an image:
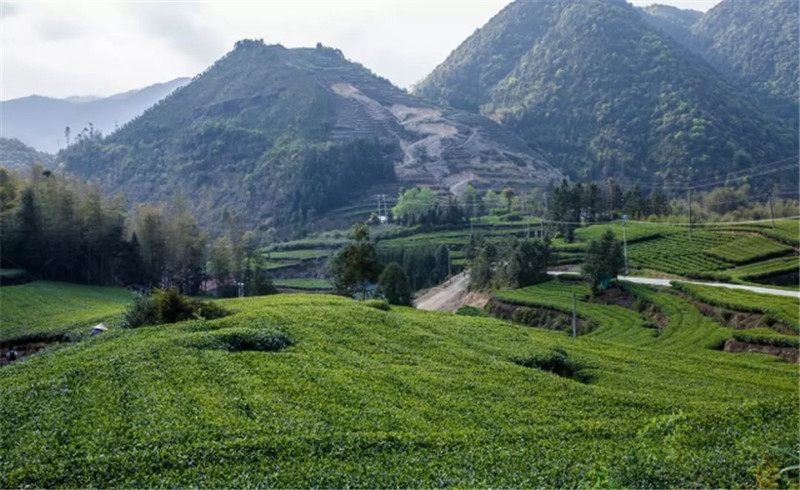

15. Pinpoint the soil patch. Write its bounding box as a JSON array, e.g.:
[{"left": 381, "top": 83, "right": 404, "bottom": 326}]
[
  {"left": 488, "top": 299, "right": 594, "bottom": 335},
  {"left": 676, "top": 292, "right": 795, "bottom": 335},
  {"left": 724, "top": 340, "right": 799, "bottom": 363},
  {"left": 0, "top": 341, "right": 58, "bottom": 367}
]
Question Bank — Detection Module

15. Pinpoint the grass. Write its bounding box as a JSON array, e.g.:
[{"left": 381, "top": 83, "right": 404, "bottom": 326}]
[
  {"left": 272, "top": 278, "right": 333, "bottom": 290},
  {"left": 0, "top": 290, "right": 797, "bottom": 487},
  {"left": 0, "top": 281, "right": 133, "bottom": 342}
]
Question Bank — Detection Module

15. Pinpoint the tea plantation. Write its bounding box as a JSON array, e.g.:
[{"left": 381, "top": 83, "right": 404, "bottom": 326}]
[{"left": 1, "top": 283, "right": 798, "bottom": 487}]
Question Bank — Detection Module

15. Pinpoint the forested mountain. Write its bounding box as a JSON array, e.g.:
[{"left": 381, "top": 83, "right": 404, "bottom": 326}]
[
  {"left": 690, "top": 0, "right": 799, "bottom": 117},
  {"left": 637, "top": 4, "right": 702, "bottom": 48},
  {"left": 0, "top": 78, "right": 190, "bottom": 153},
  {"left": 0, "top": 138, "right": 55, "bottom": 170},
  {"left": 415, "top": 0, "right": 798, "bottom": 188},
  {"left": 64, "top": 40, "right": 560, "bottom": 234}
]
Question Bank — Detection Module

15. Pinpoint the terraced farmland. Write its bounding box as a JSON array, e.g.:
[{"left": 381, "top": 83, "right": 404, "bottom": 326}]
[
  {"left": 707, "top": 235, "right": 793, "bottom": 264},
  {"left": 673, "top": 282, "right": 799, "bottom": 331},
  {"left": 1, "top": 288, "right": 797, "bottom": 487},
  {"left": 626, "top": 231, "right": 738, "bottom": 275}
]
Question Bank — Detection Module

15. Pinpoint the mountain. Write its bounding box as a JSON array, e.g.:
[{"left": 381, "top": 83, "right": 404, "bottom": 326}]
[
  {"left": 637, "top": 4, "right": 702, "bottom": 48},
  {"left": 0, "top": 137, "right": 55, "bottom": 170},
  {"left": 415, "top": 0, "right": 798, "bottom": 187},
  {"left": 63, "top": 40, "right": 560, "bottom": 232},
  {"left": 0, "top": 78, "right": 190, "bottom": 153},
  {"left": 690, "top": 0, "right": 799, "bottom": 117}
]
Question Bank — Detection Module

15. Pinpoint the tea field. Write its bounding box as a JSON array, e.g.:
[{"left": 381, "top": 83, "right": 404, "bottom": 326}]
[
  {"left": 1, "top": 283, "right": 798, "bottom": 487},
  {"left": 263, "top": 218, "right": 799, "bottom": 290},
  {"left": 0, "top": 281, "right": 133, "bottom": 342}
]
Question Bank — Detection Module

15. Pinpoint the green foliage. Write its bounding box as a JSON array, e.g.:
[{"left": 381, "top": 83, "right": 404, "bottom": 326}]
[
  {"left": 186, "top": 327, "right": 292, "bottom": 352},
  {"left": 377, "top": 262, "right": 412, "bottom": 306},
  {"left": 119, "top": 294, "right": 159, "bottom": 329},
  {"left": 364, "top": 299, "right": 391, "bottom": 311},
  {"left": 505, "top": 238, "right": 552, "bottom": 288},
  {"left": 329, "top": 223, "right": 383, "bottom": 299},
  {"left": 691, "top": 0, "right": 799, "bottom": 115},
  {"left": 512, "top": 347, "right": 594, "bottom": 383},
  {"left": 416, "top": 0, "right": 798, "bottom": 187},
  {"left": 0, "top": 291, "right": 797, "bottom": 487},
  {"left": 455, "top": 305, "right": 486, "bottom": 317},
  {"left": 121, "top": 288, "right": 230, "bottom": 328},
  {"left": 583, "top": 230, "right": 624, "bottom": 295}
]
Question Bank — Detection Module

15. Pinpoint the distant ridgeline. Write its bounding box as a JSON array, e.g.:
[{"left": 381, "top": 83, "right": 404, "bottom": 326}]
[
  {"left": 63, "top": 39, "right": 560, "bottom": 235},
  {"left": 415, "top": 0, "right": 799, "bottom": 188}
]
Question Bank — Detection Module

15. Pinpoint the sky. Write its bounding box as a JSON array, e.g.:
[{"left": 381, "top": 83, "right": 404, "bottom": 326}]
[{"left": 0, "top": 0, "right": 721, "bottom": 101}]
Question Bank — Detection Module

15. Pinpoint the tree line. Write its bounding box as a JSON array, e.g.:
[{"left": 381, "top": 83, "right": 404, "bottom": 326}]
[{"left": 0, "top": 166, "right": 275, "bottom": 296}]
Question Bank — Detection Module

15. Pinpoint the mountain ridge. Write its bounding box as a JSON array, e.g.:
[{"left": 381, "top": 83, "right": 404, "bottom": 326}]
[
  {"left": 414, "top": 0, "right": 797, "bottom": 187},
  {"left": 0, "top": 77, "right": 191, "bottom": 153},
  {"left": 63, "top": 41, "right": 561, "bottom": 234}
]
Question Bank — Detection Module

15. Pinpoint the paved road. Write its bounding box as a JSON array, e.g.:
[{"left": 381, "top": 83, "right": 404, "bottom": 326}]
[{"left": 549, "top": 271, "right": 799, "bottom": 298}]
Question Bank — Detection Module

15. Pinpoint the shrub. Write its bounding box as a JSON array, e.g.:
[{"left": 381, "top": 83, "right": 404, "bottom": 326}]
[
  {"left": 365, "top": 299, "right": 391, "bottom": 311},
  {"left": 456, "top": 306, "right": 486, "bottom": 317},
  {"left": 120, "top": 288, "right": 229, "bottom": 328},
  {"left": 187, "top": 328, "right": 293, "bottom": 352},
  {"left": 512, "top": 347, "right": 594, "bottom": 383},
  {"left": 153, "top": 288, "right": 195, "bottom": 323},
  {"left": 120, "top": 294, "right": 159, "bottom": 329}
]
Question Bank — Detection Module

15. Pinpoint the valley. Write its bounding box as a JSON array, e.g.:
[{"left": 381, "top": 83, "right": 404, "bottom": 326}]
[{"left": 1, "top": 0, "right": 798, "bottom": 487}]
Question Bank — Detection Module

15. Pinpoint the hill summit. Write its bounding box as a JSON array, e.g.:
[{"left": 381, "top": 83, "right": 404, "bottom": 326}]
[
  {"left": 64, "top": 40, "right": 560, "bottom": 233},
  {"left": 415, "top": 0, "right": 798, "bottom": 187}
]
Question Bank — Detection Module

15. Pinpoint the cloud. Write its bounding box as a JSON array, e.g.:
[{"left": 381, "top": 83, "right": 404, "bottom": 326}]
[
  {"left": 0, "top": 2, "right": 19, "bottom": 19},
  {"left": 129, "top": 3, "right": 228, "bottom": 64},
  {"left": 35, "top": 19, "right": 84, "bottom": 41}
]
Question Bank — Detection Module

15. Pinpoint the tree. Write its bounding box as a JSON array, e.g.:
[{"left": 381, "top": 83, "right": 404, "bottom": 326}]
[
  {"left": 329, "top": 222, "right": 383, "bottom": 299},
  {"left": 582, "top": 230, "right": 624, "bottom": 296},
  {"left": 378, "top": 262, "right": 412, "bottom": 306},
  {"left": 507, "top": 238, "right": 552, "bottom": 288},
  {"left": 502, "top": 187, "right": 516, "bottom": 213}
]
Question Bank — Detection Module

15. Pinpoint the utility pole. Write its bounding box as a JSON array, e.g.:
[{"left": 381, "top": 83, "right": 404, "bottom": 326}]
[
  {"left": 572, "top": 292, "right": 577, "bottom": 338},
  {"left": 768, "top": 191, "right": 776, "bottom": 229},
  {"left": 687, "top": 187, "right": 692, "bottom": 241},
  {"left": 622, "top": 214, "right": 629, "bottom": 276}
]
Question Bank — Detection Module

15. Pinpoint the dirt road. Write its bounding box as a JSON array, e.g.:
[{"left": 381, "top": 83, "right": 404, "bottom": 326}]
[{"left": 414, "top": 272, "right": 490, "bottom": 311}]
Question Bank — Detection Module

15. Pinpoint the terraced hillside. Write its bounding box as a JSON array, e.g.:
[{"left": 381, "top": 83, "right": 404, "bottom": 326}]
[
  {"left": 0, "top": 285, "right": 797, "bottom": 487},
  {"left": 263, "top": 218, "right": 800, "bottom": 290}
]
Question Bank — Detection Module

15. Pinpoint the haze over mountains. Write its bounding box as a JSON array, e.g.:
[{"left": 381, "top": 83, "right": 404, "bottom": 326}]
[
  {"left": 415, "top": 0, "right": 798, "bottom": 186},
  {"left": 0, "top": 78, "right": 190, "bottom": 153}
]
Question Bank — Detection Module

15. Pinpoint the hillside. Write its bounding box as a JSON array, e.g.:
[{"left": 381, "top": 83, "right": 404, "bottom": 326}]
[
  {"left": 0, "top": 137, "right": 55, "bottom": 170},
  {"left": 637, "top": 4, "right": 702, "bottom": 48},
  {"left": 690, "top": 0, "right": 799, "bottom": 118},
  {"left": 0, "top": 284, "right": 797, "bottom": 487},
  {"left": 63, "top": 40, "right": 560, "bottom": 233},
  {"left": 0, "top": 78, "right": 189, "bottom": 153},
  {"left": 414, "top": 0, "right": 798, "bottom": 187}
]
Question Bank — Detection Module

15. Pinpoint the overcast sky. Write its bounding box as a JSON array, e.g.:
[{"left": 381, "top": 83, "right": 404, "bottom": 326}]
[{"left": 0, "top": 0, "right": 721, "bottom": 101}]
